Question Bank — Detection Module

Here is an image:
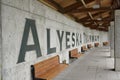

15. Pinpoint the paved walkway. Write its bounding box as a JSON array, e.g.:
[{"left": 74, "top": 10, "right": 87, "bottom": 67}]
[{"left": 54, "top": 47, "right": 120, "bottom": 80}]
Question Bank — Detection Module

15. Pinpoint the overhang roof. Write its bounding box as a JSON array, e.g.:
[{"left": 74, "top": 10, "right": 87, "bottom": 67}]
[{"left": 38, "top": 0, "right": 120, "bottom": 31}]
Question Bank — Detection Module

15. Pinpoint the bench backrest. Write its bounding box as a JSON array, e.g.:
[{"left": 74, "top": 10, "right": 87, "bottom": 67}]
[
  {"left": 103, "top": 42, "right": 108, "bottom": 46},
  {"left": 94, "top": 43, "right": 99, "bottom": 47},
  {"left": 81, "top": 46, "right": 87, "bottom": 50},
  {"left": 69, "top": 48, "right": 78, "bottom": 57},
  {"left": 87, "top": 44, "right": 91, "bottom": 48},
  {"left": 33, "top": 55, "right": 59, "bottom": 77}
]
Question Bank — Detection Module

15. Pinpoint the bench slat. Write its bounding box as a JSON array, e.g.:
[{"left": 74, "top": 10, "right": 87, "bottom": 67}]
[
  {"left": 87, "top": 44, "right": 93, "bottom": 49},
  {"left": 32, "top": 55, "right": 68, "bottom": 80},
  {"left": 69, "top": 48, "right": 83, "bottom": 58},
  {"left": 94, "top": 43, "right": 99, "bottom": 47},
  {"left": 81, "top": 46, "right": 88, "bottom": 52},
  {"left": 37, "top": 64, "right": 68, "bottom": 80},
  {"left": 103, "top": 42, "right": 108, "bottom": 46}
]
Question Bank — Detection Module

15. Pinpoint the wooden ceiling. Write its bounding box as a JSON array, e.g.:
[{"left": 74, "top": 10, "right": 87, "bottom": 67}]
[{"left": 38, "top": 0, "right": 120, "bottom": 31}]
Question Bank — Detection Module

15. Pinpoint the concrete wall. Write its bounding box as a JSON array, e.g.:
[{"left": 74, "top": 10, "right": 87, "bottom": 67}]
[
  {"left": 99, "top": 31, "right": 109, "bottom": 46},
  {"left": 1, "top": 0, "right": 108, "bottom": 80}
]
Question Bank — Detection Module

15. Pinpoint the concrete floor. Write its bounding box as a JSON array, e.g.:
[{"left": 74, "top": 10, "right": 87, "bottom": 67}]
[{"left": 54, "top": 46, "right": 120, "bottom": 80}]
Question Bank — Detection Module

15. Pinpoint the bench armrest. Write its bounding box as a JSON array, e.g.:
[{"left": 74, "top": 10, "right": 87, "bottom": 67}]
[{"left": 31, "top": 65, "right": 46, "bottom": 80}]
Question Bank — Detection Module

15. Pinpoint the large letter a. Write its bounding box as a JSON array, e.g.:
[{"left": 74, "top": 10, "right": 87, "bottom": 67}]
[{"left": 17, "top": 18, "right": 42, "bottom": 63}]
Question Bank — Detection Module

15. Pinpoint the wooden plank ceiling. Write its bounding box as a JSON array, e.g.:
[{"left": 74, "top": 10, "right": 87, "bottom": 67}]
[{"left": 38, "top": 0, "right": 120, "bottom": 31}]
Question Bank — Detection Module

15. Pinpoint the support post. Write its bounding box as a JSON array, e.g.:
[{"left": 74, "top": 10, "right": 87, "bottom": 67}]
[{"left": 114, "top": 10, "right": 120, "bottom": 71}]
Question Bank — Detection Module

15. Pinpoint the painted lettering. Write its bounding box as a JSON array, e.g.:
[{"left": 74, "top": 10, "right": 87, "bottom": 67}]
[
  {"left": 47, "top": 29, "right": 56, "bottom": 54},
  {"left": 66, "top": 32, "right": 70, "bottom": 49},
  {"left": 57, "top": 30, "right": 64, "bottom": 51},
  {"left": 80, "top": 34, "right": 82, "bottom": 44},
  {"left": 72, "top": 32, "right": 75, "bottom": 47},
  {"left": 17, "top": 18, "right": 42, "bottom": 63},
  {"left": 76, "top": 33, "right": 79, "bottom": 46}
]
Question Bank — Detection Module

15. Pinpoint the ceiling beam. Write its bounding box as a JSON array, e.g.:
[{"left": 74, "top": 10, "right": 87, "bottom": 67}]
[
  {"left": 63, "top": 1, "right": 83, "bottom": 13},
  {"left": 68, "top": 13, "right": 78, "bottom": 20},
  {"left": 82, "top": 21, "right": 109, "bottom": 29},
  {"left": 63, "top": 0, "right": 94, "bottom": 13},
  {"left": 42, "top": 0, "right": 65, "bottom": 13},
  {"left": 77, "top": 16, "right": 110, "bottom": 23},
  {"left": 39, "top": 0, "right": 111, "bottom": 32},
  {"left": 112, "top": 0, "right": 120, "bottom": 9},
  {"left": 116, "top": 0, "right": 120, "bottom": 9},
  {"left": 79, "top": 19, "right": 111, "bottom": 22},
  {"left": 84, "top": 0, "right": 94, "bottom": 4},
  {"left": 98, "top": 28, "right": 108, "bottom": 31},
  {"left": 78, "top": 16, "right": 111, "bottom": 22},
  {"left": 90, "top": 25, "right": 108, "bottom": 31},
  {"left": 78, "top": 0, "right": 96, "bottom": 25},
  {"left": 95, "top": 0, "right": 101, "bottom": 6},
  {"left": 92, "top": 10, "right": 109, "bottom": 17},
  {"left": 67, "top": 7, "right": 112, "bottom": 13},
  {"left": 84, "top": 23, "right": 108, "bottom": 31},
  {"left": 82, "top": 22, "right": 95, "bottom": 27},
  {"left": 76, "top": 11, "right": 108, "bottom": 22}
]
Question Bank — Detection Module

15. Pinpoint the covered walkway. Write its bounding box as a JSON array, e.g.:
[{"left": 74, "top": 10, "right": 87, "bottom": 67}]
[
  {"left": 54, "top": 47, "right": 119, "bottom": 80},
  {"left": 1, "top": 0, "right": 120, "bottom": 80}
]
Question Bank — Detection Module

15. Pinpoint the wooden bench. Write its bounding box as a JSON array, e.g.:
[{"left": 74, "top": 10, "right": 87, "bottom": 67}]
[
  {"left": 94, "top": 43, "right": 99, "bottom": 47},
  {"left": 69, "top": 48, "right": 83, "bottom": 59},
  {"left": 87, "top": 44, "right": 93, "bottom": 49},
  {"left": 31, "top": 55, "right": 68, "bottom": 80},
  {"left": 81, "top": 46, "right": 88, "bottom": 52},
  {"left": 103, "top": 42, "right": 109, "bottom": 46}
]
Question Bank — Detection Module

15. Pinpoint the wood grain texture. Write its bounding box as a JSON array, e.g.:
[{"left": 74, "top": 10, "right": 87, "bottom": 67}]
[{"left": 33, "top": 55, "right": 68, "bottom": 80}]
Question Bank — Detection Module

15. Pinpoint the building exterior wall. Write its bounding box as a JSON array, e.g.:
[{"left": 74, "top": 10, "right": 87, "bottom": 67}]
[{"left": 1, "top": 0, "right": 108, "bottom": 80}]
